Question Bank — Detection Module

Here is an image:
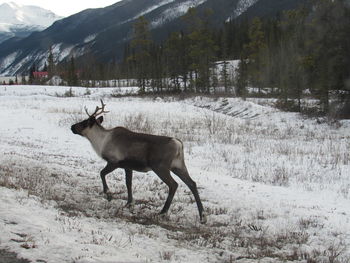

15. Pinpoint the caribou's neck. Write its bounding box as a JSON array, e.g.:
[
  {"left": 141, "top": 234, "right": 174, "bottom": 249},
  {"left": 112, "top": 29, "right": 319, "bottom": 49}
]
[{"left": 85, "top": 125, "right": 110, "bottom": 157}]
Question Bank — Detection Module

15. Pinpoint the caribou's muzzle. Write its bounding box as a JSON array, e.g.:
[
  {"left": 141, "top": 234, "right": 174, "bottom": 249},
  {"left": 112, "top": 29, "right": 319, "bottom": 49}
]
[{"left": 71, "top": 125, "right": 79, "bottom": 135}]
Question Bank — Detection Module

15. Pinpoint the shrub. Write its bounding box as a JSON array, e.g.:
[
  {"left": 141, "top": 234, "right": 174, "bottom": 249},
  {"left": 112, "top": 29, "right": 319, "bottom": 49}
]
[
  {"left": 332, "top": 97, "right": 350, "bottom": 119},
  {"left": 275, "top": 99, "right": 300, "bottom": 112}
]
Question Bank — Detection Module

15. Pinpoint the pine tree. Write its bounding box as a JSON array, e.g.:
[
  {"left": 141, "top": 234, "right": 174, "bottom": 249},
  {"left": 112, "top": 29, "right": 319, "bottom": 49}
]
[
  {"left": 185, "top": 8, "right": 217, "bottom": 93},
  {"left": 244, "top": 17, "right": 267, "bottom": 95},
  {"left": 47, "top": 46, "right": 55, "bottom": 78},
  {"left": 235, "top": 56, "right": 248, "bottom": 98},
  {"left": 149, "top": 44, "right": 165, "bottom": 93},
  {"left": 28, "top": 64, "right": 36, "bottom": 84},
  {"left": 273, "top": 8, "right": 308, "bottom": 111},
  {"left": 21, "top": 72, "right": 26, "bottom": 85},
  {"left": 165, "top": 32, "right": 191, "bottom": 92},
  {"left": 67, "top": 57, "right": 79, "bottom": 86},
  {"left": 129, "top": 16, "right": 152, "bottom": 93},
  {"left": 220, "top": 29, "right": 231, "bottom": 93},
  {"left": 305, "top": 0, "right": 350, "bottom": 113}
]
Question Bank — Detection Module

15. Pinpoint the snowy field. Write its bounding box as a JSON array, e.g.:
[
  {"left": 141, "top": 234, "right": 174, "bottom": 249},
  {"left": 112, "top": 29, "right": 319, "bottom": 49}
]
[{"left": 0, "top": 85, "right": 350, "bottom": 263}]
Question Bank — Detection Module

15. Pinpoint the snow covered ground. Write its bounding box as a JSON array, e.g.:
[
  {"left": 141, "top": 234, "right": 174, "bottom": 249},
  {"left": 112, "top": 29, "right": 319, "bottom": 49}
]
[{"left": 0, "top": 85, "right": 350, "bottom": 263}]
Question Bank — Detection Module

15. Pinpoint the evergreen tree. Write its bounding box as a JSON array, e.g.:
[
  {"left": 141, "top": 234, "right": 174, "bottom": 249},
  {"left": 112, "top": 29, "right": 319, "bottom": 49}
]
[
  {"left": 21, "top": 73, "right": 26, "bottom": 85},
  {"left": 305, "top": 0, "right": 350, "bottom": 113},
  {"left": 165, "top": 32, "right": 183, "bottom": 92},
  {"left": 220, "top": 29, "right": 231, "bottom": 93},
  {"left": 185, "top": 8, "right": 218, "bottom": 93},
  {"left": 149, "top": 44, "right": 166, "bottom": 93},
  {"left": 165, "top": 32, "right": 191, "bottom": 92},
  {"left": 244, "top": 17, "right": 267, "bottom": 94},
  {"left": 28, "top": 64, "right": 36, "bottom": 84},
  {"left": 129, "top": 16, "right": 152, "bottom": 93},
  {"left": 47, "top": 46, "right": 55, "bottom": 78},
  {"left": 235, "top": 57, "right": 248, "bottom": 98},
  {"left": 272, "top": 8, "right": 308, "bottom": 111},
  {"left": 67, "top": 57, "right": 79, "bottom": 86}
]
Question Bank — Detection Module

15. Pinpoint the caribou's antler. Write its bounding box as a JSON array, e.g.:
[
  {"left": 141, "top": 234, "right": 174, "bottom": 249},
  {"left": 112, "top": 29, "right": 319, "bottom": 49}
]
[{"left": 85, "top": 99, "right": 109, "bottom": 117}]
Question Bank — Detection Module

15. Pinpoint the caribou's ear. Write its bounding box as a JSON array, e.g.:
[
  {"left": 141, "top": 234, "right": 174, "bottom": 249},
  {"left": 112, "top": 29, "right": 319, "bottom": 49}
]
[{"left": 96, "top": 116, "right": 104, "bottom": 124}]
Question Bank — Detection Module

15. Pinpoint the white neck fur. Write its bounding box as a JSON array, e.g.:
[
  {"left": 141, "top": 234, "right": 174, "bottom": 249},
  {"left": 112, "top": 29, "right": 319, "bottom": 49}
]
[{"left": 84, "top": 125, "right": 109, "bottom": 157}]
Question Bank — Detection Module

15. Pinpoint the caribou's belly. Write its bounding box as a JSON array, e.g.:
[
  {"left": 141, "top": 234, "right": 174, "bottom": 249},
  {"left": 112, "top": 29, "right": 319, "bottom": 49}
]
[{"left": 118, "top": 159, "right": 151, "bottom": 172}]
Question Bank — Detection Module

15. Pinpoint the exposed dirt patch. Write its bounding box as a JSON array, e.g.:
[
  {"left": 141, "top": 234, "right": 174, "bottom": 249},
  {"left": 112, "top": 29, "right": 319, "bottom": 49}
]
[{"left": 0, "top": 249, "right": 31, "bottom": 263}]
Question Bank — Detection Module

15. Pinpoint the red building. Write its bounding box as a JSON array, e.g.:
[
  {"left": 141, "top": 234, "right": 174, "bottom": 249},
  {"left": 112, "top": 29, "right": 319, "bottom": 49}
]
[{"left": 33, "top": 71, "right": 48, "bottom": 78}]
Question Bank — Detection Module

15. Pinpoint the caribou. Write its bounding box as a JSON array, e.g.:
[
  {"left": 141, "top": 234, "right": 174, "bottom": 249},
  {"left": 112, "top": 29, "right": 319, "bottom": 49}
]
[{"left": 71, "top": 100, "right": 206, "bottom": 223}]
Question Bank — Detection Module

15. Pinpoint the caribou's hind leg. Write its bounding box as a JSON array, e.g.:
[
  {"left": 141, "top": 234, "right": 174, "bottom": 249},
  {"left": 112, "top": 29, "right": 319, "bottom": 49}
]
[
  {"left": 100, "top": 162, "right": 118, "bottom": 201},
  {"left": 172, "top": 166, "right": 206, "bottom": 224},
  {"left": 125, "top": 169, "right": 134, "bottom": 209},
  {"left": 152, "top": 166, "right": 178, "bottom": 215}
]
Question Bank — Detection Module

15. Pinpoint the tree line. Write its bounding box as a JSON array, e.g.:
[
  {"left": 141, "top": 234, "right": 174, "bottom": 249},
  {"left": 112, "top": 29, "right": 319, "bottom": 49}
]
[{"left": 236, "top": 0, "right": 350, "bottom": 116}]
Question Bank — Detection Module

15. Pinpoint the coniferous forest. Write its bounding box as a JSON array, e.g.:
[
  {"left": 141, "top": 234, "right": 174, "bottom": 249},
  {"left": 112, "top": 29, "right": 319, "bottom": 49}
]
[{"left": 50, "top": 0, "right": 350, "bottom": 117}]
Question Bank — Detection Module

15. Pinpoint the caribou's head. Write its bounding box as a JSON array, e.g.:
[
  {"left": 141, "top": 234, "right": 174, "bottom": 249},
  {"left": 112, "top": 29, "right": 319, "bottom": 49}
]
[{"left": 71, "top": 99, "right": 109, "bottom": 136}]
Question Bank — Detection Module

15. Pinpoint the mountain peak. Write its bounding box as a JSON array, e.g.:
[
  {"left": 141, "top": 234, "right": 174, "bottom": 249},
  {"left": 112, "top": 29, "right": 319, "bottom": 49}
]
[
  {"left": 0, "top": 2, "right": 62, "bottom": 44},
  {"left": 0, "top": 1, "right": 62, "bottom": 27},
  {"left": 1, "top": 2, "right": 21, "bottom": 8}
]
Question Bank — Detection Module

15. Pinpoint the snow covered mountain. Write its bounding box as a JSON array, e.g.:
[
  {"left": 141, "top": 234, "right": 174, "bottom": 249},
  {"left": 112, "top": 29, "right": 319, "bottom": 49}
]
[
  {"left": 233, "top": 0, "right": 259, "bottom": 18},
  {"left": 0, "top": 2, "right": 62, "bottom": 43},
  {"left": 0, "top": 0, "right": 305, "bottom": 76}
]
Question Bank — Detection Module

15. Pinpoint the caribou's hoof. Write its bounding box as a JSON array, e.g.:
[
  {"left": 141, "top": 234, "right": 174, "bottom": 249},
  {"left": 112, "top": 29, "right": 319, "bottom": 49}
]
[
  {"left": 124, "top": 201, "right": 135, "bottom": 212},
  {"left": 157, "top": 212, "right": 169, "bottom": 221},
  {"left": 105, "top": 190, "right": 112, "bottom": 202},
  {"left": 200, "top": 214, "right": 207, "bottom": 224}
]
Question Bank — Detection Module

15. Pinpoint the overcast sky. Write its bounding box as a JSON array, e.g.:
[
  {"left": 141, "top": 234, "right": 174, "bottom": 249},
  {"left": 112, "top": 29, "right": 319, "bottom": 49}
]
[{"left": 1, "top": 0, "right": 122, "bottom": 16}]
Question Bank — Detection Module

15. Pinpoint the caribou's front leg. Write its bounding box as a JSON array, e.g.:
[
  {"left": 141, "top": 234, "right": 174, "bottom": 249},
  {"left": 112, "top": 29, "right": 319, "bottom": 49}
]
[
  {"left": 125, "top": 169, "right": 134, "bottom": 209},
  {"left": 100, "top": 162, "right": 118, "bottom": 201}
]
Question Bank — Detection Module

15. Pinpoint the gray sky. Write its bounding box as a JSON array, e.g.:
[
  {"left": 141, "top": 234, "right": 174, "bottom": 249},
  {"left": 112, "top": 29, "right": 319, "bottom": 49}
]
[{"left": 1, "top": 0, "right": 122, "bottom": 16}]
